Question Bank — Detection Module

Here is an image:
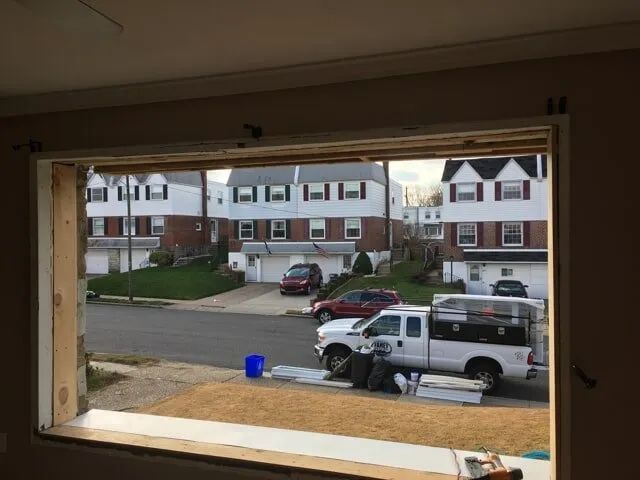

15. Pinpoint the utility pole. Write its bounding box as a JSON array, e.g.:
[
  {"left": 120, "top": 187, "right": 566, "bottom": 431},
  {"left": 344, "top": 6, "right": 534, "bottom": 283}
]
[
  {"left": 126, "top": 175, "right": 133, "bottom": 302},
  {"left": 383, "top": 161, "right": 392, "bottom": 272}
]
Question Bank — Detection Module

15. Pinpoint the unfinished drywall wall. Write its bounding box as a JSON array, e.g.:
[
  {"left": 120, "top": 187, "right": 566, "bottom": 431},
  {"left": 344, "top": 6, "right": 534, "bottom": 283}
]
[{"left": 1, "top": 48, "right": 637, "bottom": 479}]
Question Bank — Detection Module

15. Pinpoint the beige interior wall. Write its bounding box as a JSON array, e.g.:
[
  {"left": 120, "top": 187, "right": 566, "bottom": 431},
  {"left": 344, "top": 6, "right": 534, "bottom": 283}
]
[{"left": 1, "top": 49, "right": 636, "bottom": 479}]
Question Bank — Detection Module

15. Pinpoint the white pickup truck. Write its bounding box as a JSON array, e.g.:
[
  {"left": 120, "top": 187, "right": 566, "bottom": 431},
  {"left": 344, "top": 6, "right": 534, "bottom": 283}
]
[{"left": 314, "top": 303, "right": 538, "bottom": 393}]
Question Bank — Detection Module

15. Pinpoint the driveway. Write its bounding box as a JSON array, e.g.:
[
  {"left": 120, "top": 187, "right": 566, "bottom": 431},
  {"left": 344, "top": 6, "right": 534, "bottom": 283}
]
[{"left": 169, "top": 283, "right": 314, "bottom": 315}]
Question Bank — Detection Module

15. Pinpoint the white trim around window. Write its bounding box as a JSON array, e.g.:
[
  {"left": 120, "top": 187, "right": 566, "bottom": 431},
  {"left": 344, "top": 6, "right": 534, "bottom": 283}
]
[
  {"left": 502, "top": 180, "right": 523, "bottom": 201},
  {"left": 270, "top": 185, "right": 286, "bottom": 202},
  {"left": 210, "top": 219, "right": 218, "bottom": 242},
  {"left": 457, "top": 222, "right": 477, "bottom": 246},
  {"left": 456, "top": 182, "right": 476, "bottom": 202},
  {"left": 502, "top": 221, "right": 523, "bottom": 246},
  {"left": 238, "top": 187, "right": 253, "bottom": 203},
  {"left": 123, "top": 217, "right": 136, "bottom": 235},
  {"left": 309, "top": 218, "right": 325, "bottom": 239},
  {"left": 344, "top": 217, "right": 362, "bottom": 239},
  {"left": 344, "top": 182, "right": 360, "bottom": 200},
  {"left": 271, "top": 219, "right": 286, "bottom": 239},
  {"left": 92, "top": 217, "right": 105, "bottom": 236},
  {"left": 151, "top": 216, "right": 165, "bottom": 235},
  {"left": 309, "top": 184, "right": 324, "bottom": 201},
  {"left": 90, "top": 188, "right": 104, "bottom": 202},
  {"left": 150, "top": 184, "right": 163, "bottom": 200},
  {"left": 239, "top": 220, "right": 254, "bottom": 239}
]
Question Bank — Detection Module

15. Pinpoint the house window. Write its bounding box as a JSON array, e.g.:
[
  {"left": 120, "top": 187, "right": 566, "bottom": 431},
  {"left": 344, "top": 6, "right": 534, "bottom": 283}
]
[
  {"left": 151, "top": 184, "right": 164, "bottom": 200},
  {"left": 271, "top": 186, "right": 286, "bottom": 202},
  {"left": 92, "top": 217, "right": 105, "bottom": 236},
  {"left": 425, "top": 211, "right": 431, "bottom": 219},
  {"left": 309, "top": 219, "right": 325, "bottom": 239},
  {"left": 240, "top": 220, "right": 254, "bottom": 239},
  {"left": 469, "top": 265, "right": 480, "bottom": 281},
  {"left": 123, "top": 217, "right": 136, "bottom": 235},
  {"left": 272, "top": 220, "right": 286, "bottom": 238},
  {"left": 195, "top": 222, "right": 202, "bottom": 231},
  {"left": 151, "top": 216, "right": 164, "bottom": 235},
  {"left": 345, "top": 218, "right": 361, "bottom": 239},
  {"left": 122, "top": 188, "right": 135, "bottom": 201},
  {"left": 425, "top": 225, "right": 441, "bottom": 237},
  {"left": 343, "top": 254, "right": 352, "bottom": 269},
  {"left": 217, "top": 191, "right": 223, "bottom": 204},
  {"left": 503, "top": 222, "right": 523, "bottom": 245},
  {"left": 238, "top": 187, "right": 253, "bottom": 203},
  {"left": 502, "top": 181, "right": 522, "bottom": 200},
  {"left": 456, "top": 183, "right": 476, "bottom": 202},
  {"left": 90, "top": 188, "right": 104, "bottom": 202},
  {"left": 435, "top": 211, "right": 441, "bottom": 219},
  {"left": 403, "top": 214, "right": 409, "bottom": 219},
  {"left": 501, "top": 268, "right": 514, "bottom": 276},
  {"left": 210, "top": 220, "right": 218, "bottom": 242},
  {"left": 345, "top": 182, "right": 360, "bottom": 199},
  {"left": 458, "top": 223, "right": 476, "bottom": 246},
  {"left": 207, "top": 188, "right": 212, "bottom": 200},
  {"left": 309, "top": 184, "right": 324, "bottom": 201}
]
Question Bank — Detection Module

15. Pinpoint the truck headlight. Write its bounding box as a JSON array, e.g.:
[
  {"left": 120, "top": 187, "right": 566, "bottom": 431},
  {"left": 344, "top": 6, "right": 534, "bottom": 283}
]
[{"left": 318, "top": 333, "right": 326, "bottom": 342}]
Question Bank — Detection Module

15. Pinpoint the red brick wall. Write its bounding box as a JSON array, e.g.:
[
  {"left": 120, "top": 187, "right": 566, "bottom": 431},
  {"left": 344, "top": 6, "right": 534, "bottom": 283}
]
[{"left": 442, "top": 220, "right": 548, "bottom": 260}]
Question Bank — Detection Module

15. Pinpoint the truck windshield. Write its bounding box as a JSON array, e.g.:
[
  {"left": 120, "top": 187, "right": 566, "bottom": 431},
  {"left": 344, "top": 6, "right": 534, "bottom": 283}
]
[
  {"left": 496, "top": 283, "right": 526, "bottom": 295},
  {"left": 352, "top": 312, "right": 379, "bottom": 330}
]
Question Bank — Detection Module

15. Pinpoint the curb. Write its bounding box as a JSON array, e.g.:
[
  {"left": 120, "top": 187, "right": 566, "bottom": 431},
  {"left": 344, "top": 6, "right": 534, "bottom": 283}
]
[
  {"left": 87, "top": 300, "right": 168, "bottom": 309},
  {"left": 282, "top": 313, "right": 313, "bottom": 319}
]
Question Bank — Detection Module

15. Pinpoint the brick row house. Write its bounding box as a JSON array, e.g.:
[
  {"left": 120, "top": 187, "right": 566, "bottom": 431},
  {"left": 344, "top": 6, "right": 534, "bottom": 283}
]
[
  {"left": 227, "top": 163, "right": 403, "bottom": 282},
  {"left": 85, "top": 171, "right": 228, "bottom": 274},
  {"left": 440, "top": 155, "right": 549, "bottom": 298}
]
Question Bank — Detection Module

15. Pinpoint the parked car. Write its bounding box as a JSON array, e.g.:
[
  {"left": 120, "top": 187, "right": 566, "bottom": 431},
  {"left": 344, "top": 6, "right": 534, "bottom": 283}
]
[
  {"left": 280, "top": 263, "right": 323, "bottom": 295},
  {"left": 314, "top": 304, "right": 537, "bottom": 393},
  {"left": 86, "top": 290, "right": 100, "bottom": 299},
  {"left": 310, "top": 289, "right": 404, "bottom": 324},
  {"left": 490, "top": 280, "right": 529, "bottom": 298}
]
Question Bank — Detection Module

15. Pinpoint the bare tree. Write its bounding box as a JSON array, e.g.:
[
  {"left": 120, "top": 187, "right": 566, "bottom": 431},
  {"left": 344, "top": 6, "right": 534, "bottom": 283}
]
[{"left": 405, "top": 183, "right": 443, "bottom": 206}]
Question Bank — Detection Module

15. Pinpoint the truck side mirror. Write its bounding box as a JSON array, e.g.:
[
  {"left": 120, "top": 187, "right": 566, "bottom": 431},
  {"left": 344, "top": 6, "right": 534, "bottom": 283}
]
[{"left": 524, "top": 285, "right": 529, "bottom": 288}]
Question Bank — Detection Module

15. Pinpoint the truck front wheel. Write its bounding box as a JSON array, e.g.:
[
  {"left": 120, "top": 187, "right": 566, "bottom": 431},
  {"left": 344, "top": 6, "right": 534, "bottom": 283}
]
[
  {"left": 326, "top": 347, "right": 351, "bottom": 375},
  {"left": 468, "top": 362, "right": 501, "bottom": 394}
]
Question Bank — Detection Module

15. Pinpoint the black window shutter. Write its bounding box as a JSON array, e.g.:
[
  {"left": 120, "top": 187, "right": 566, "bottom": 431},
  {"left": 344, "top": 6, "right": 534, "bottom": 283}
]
[
  {"left": 118, "top": 217, "right": 124, "bottom": 235},
  {"left": 87, "top": 218, "right": 93, "bottom": 235},
  {"left": 145, "top": 185, "right": 151, "bottom": 200},
  {"left": 163, "top": 184, "right": 168, "bottom": 200},
  {"left": 233, "top": 187, "right": 238, "bottom": 203},
  {"left": 360, "top": 181, "right": 366, "bottom": 199},
  {"left": 233, "top": 220, "right": 239, "bottom": 239},
  {"left": 147, "top": 217, "right": 152, "bottom": 234},
  {"left": 285, "top": 185, "right": 290, "bottom": 201},
  {"left": 86, "top": 188, "right": 92, "bottom": 202},
  {"left": 103, "top": 187, "right": 108, "bottom": 201},
  {"left": 265, "top": 186, "right": 271, "bottom": 202},
  {"left": 104, "top": 218, "right": 109, "bottom": 236},
  {"left": 252, "top": 220, "right": 258, "bottom": 238},
  {"left": 252, "top": 186, "right": 258, "bottom": 202},
  {"left": 286, "top": 219, "right": 291, "bottom": 239},
  {"left": 118, "top": 186, "right": 123, "bottom": 201},
  {"left": 134, "top": 186, "right": 140, "bottom": 200},
  {"left": 266, "top": 220, "right": 271, "bottom": 239},
  {"left": 134, "top": 217, "right": 140, "bottom": 234}
]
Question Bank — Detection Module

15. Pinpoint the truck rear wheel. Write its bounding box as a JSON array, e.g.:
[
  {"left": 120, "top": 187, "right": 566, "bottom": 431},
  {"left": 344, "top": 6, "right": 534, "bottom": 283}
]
[{"left": 468, "top": 362, "right": 501, "bottom": 394}]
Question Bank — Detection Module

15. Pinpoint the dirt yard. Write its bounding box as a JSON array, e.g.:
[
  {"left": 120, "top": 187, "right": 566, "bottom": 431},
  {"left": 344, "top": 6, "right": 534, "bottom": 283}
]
[{"left": 138, "top": 383, "right": 549, "bottom": 455}]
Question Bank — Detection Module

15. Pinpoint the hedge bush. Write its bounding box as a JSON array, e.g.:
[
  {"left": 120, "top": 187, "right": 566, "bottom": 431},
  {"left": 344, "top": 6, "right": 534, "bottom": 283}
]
[
  {"left": 352, "top": 251, "right": 373, "bottom": 275},
  {"left": 149, "top": 250, "right": 174, "bottom": 267}
]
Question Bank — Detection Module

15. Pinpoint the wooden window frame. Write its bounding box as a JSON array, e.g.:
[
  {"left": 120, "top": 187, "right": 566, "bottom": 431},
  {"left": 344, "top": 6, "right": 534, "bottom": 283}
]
[{"left": 32, "top": 117, "right": 568, "bottom": 480}]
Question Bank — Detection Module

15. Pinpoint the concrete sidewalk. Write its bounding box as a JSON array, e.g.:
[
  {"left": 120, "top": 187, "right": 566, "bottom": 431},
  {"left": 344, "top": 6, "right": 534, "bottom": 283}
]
[{"left": 89, "top": 359, "right": 549, "bottom": 412}]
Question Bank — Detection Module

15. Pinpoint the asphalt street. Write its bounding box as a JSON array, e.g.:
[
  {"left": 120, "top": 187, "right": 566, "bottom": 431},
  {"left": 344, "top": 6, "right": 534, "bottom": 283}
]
[{"left": 86, "top": 304, "right": 549, "bottom": 401}]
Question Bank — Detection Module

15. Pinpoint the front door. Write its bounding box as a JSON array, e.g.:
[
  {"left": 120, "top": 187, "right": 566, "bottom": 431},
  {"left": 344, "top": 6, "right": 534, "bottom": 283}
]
[
  {"left": 368, "top": 314, "right": 404, "bottom": 366},
  {"left": 467, "top": 264, "right": 483, "bottom": 294},
  {"left": 246, "top": 255, "right": 257, "bottom": 282},
  {"left": 403, "top": 314, "right": 426, "bottom": 369},
  {"left": 334, "top": 290, "right": 364, "bottom": 317}
]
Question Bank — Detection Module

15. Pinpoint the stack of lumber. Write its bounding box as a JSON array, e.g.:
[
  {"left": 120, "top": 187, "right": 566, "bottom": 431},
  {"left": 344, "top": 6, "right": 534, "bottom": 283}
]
[
  {"left": 415, "top": 374, "right": 484, "bottom": 404},
  {"left": 271, "top": 366, "right": 329, "bottom": 381}
]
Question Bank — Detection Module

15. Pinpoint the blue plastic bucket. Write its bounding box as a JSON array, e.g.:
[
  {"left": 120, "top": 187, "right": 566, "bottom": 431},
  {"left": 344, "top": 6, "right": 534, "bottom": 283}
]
[{"left": 245, "top": 354, "right": 266, "bottom": 378}]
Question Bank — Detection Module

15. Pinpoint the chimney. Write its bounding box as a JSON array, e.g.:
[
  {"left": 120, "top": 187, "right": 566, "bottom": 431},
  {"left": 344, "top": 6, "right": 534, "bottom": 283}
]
[
  {"left": 536, "top": 154, "right": 543, "bottom": 182},
  {"left": 293, "top": 165, "right": 300, "bottom": 185}
]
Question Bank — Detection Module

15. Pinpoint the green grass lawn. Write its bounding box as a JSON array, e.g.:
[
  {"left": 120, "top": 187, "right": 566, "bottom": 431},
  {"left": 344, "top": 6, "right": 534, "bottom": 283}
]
[
  {"left": 329, "top": 261, "right": 462, "bottom": 304},
  {"left": 88, "top": 257, "right": 240, "bottom": 300}
]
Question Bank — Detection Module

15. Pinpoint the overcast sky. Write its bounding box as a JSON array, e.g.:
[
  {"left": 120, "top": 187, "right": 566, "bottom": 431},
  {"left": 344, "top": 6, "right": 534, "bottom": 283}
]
[{"left": 207, "top": 158, "right": 445, "bottom": 190}]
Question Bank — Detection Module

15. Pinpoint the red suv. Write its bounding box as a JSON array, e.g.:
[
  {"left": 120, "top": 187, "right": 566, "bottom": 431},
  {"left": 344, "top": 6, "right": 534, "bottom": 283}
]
[
  {"left": 311, "top": 289, "right": 404, "bottom": 324},
  {"left": 280, "top": 263, "right": 323, "bottom": 295}
]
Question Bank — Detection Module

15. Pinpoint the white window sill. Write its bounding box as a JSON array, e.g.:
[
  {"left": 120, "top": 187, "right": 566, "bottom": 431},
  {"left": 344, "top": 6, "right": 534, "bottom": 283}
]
[{"left": 42, "top": 410, "right": 549, "bottom": 479}]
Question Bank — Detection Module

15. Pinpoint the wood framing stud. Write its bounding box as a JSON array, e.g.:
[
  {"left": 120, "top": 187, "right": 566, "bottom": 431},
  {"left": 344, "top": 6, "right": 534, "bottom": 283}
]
[{"left": 52, "top": 164, "right": 78, "bottom": 425}]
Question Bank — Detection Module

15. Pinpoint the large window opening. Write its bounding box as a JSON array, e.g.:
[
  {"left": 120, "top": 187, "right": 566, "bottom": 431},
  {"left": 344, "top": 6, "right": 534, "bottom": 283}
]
[{"left": 36, "top": 122, "right": 561, "bottom": 479}]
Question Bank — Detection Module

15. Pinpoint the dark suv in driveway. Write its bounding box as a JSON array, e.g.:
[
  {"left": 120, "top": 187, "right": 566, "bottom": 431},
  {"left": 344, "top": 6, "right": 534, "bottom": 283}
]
[
  {"left": 311, "top": 289, "right": 404, "bottom": 324},
  {"left": 490, "top": 280, "right": 529, "bottom": 298},
  {"left": 280, "top": 263, "right": 323, "bottom": 295}
]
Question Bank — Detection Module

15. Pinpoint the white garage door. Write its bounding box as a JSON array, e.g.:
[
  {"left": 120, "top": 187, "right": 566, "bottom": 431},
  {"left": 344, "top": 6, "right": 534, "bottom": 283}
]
[
  {"left": 119, "top": 249, "right": 149, "bottom": 273},
  {"left": 86, "top": 249, "right": 109, "bottom": 274},
  {"left": 479, "top": 263, "right": 548, "bottom": 299},
  {"left": 260, "top": 256, "right": 292, "bottom": 283},
  {"left": 305, "top": 255, "right": 342, "bottom": 279},
  {"left": 528, "top": 264, "right": 548, "bottom": 299}
]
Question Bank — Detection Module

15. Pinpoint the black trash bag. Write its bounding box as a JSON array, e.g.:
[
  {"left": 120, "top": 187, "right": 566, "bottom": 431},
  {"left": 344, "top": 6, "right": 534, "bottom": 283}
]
[
  {"left": 350, "top": 352, "right": 374, "bottom": 389},
  {"left": 367, "top": 358, "right": 391, "bottom": 391},
  {"left": 383, "top": 374, "right": 401, "bottom": 394}
]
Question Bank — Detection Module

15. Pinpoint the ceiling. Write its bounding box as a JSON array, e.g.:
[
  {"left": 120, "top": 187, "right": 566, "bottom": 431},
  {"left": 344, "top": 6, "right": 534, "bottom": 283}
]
[{"left": 2, "top": 0, "right": 640, "bottom": 113}]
